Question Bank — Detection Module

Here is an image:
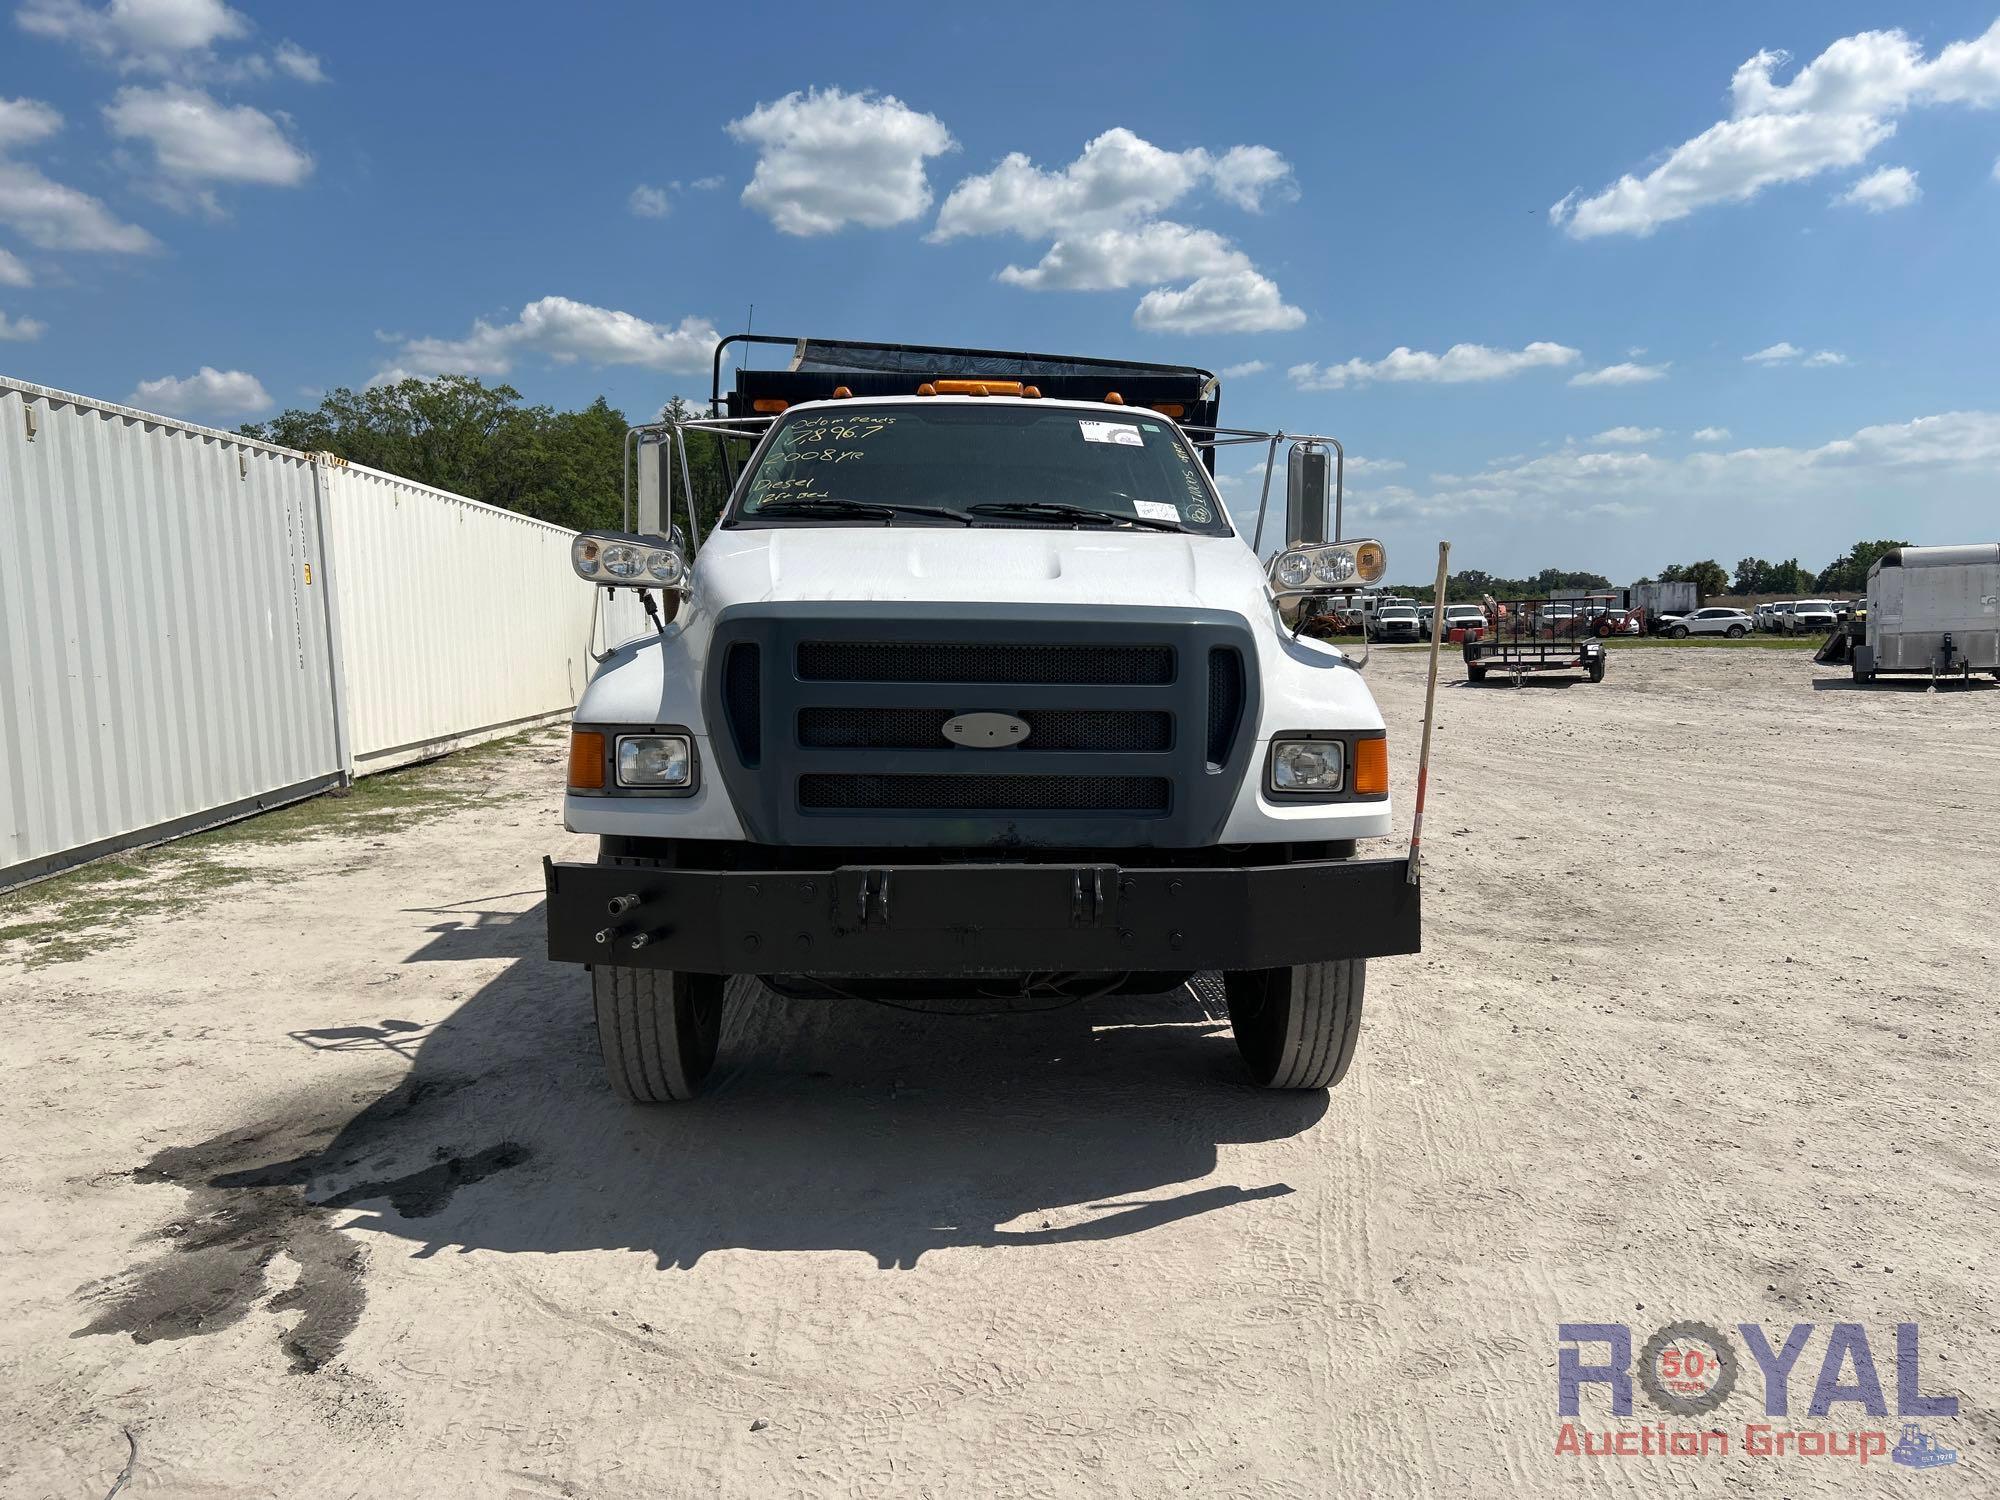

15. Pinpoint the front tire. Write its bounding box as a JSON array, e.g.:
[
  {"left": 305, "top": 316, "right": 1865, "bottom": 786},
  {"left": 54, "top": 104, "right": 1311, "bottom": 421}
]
[
  {"left": 1588, "top": 652, "right": 1607, "bottom": 683},
  {"left": 1726, "top": 624, "right": 1746, "bottom": 638},
  {"left": 1669, "top": 624, "right": 1689, "bottom": 639},
  {"left": 1225, "top": 960, "right": 1366, "bottom": 1090},
  {"left": 592, "top": 966, "right": 727, "bottom": 1102}
]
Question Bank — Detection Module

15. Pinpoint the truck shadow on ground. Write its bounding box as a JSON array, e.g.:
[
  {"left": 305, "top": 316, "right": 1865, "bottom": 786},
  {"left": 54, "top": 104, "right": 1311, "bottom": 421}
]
[
  {"left": 343, "top": 940, "right": 1324, "bottom": 1271},
  {"left": 80, "top": 905, "right": 1325, "bottom": 1368}
]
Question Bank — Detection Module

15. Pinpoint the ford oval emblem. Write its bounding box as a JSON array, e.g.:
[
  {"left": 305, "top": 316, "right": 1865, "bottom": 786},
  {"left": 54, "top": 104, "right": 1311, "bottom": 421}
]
[{"left": 943, "top": 712, "right": 1030, "bottom": 747}]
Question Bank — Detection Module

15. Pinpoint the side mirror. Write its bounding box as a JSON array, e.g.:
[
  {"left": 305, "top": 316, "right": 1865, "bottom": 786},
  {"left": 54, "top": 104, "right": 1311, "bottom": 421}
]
[{"left": 1285, "top": 442, "right": 1334, "bottom": 547}]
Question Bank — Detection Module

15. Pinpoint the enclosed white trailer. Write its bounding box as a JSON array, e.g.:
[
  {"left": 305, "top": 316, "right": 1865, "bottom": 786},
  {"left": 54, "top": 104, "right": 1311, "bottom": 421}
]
[{"left": 1853, "top": 543, "right": 2000, "bottom": 681}]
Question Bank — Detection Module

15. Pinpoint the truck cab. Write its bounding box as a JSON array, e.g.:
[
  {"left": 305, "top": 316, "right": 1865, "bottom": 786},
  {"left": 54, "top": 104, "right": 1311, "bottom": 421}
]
[{"left": 544, "top": 336, "right": 1421, "bottom": 1100}]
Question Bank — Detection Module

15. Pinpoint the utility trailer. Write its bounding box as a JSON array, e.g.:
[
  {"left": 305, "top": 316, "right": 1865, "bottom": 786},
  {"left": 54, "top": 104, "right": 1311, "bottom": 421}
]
[
  {"left": 1462, "top": 598, "right": 1607, "bottom": 685},
  {"left": 1821, "top": 543, "right": 2000, "bottom": 683}
]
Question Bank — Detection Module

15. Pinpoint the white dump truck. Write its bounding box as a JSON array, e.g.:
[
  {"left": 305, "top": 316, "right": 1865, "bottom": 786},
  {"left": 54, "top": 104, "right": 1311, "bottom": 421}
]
[
  {"left": 1847, "top": 543, "right": 2000, "bottom": 683},
  {"left": 543, "top": 336, "right": 1421, "bottom": 1100}
]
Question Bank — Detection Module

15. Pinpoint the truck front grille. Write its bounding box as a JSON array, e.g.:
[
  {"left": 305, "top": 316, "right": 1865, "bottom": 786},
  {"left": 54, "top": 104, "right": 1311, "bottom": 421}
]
[
  {"left": 797, "top": 640, "right": 1173, "bottom": 685},
  {"left": 706, "top": 607, "right": 1259, "bottom": 847},
  {"left": 800, "top": 773, "right": 1170, "bottom": 813},
  {"left": 798, "top": 706, "right": 1171, "bottom": 752}
]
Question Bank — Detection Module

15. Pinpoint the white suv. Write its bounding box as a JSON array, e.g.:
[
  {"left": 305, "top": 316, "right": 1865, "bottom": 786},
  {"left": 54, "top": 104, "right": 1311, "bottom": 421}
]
[{"left": 1663, "top": 607, "right": 1753, "bottom": 638}]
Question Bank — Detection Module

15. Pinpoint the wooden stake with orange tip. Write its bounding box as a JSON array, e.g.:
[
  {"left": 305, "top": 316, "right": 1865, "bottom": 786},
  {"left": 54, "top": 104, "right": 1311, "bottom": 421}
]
[{"left": 1408, "top": 540, "right": 1450, "bottom": 886}]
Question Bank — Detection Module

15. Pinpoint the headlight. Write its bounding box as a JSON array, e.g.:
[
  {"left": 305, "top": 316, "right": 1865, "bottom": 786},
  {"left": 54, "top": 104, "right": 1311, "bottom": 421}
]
[
  {"left": 1311, "top": 550, "right": 1355, "bottom": 584},
  {"left": 616, "top": 734, "right": 692, "bottom": 788},
  {"left": 572, "top": 530, "right": 689, "bottom": 590},
  {"left": 1268, "top": 539, "right": 1387, "bottom": 595},
  {"left": 1270, "top": 738, "right": 1345, "bottom": 793}
]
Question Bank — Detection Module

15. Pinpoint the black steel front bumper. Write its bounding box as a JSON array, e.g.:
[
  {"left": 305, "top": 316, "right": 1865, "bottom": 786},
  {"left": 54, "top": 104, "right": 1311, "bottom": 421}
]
[{"left": 545, "top": 854, "right": 1421, "bottom": 978}]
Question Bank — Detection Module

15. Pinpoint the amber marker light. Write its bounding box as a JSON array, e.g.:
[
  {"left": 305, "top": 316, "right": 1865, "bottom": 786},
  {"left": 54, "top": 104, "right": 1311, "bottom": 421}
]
[
  {"left": 568, "top": 730, "right": 606, "bottom": 790},
  {"left": 1353, "top": 736, "right": 1389, "bottom": 797}
]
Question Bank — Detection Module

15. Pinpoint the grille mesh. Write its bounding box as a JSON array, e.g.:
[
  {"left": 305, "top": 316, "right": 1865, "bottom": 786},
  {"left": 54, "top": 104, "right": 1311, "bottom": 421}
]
[
  {"left": 722, "top": 643, "right": 761, "bottom": 766},
  {"left": 1206, "top": 647, "right": 1245, "bottom": 767},
  {"left": 797, "top": 640, "right": 1174, "bottom": 685},
  {"left": 798, "top": 707, "right": 1171, "bottom": 752},
  {"left": 799, "top": 773, "right": 1170, "bottom": 813}
]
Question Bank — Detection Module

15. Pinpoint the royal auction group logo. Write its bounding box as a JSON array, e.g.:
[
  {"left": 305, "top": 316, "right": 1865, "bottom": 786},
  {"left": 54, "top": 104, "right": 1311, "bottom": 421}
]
[{"left": 1558, "top": 1321, "right": 1960, "bottom": 1469}]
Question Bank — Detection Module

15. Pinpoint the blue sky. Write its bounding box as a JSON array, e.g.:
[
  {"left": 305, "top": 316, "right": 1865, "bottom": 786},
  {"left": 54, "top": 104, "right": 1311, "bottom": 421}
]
[{"left": 3, "top": 1, "right": 1998, "bottom": 582}]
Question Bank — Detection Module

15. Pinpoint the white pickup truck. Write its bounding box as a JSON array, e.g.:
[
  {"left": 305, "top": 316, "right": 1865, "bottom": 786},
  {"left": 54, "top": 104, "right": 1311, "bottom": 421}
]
[{"left": 544, "top": 336, "right": 1421, "bottom": 1100}]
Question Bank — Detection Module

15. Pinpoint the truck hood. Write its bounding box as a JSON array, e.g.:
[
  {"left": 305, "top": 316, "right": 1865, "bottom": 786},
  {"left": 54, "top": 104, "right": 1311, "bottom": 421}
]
[{"left": 686, "top": 525, "right": 1269, "bottom": 613}]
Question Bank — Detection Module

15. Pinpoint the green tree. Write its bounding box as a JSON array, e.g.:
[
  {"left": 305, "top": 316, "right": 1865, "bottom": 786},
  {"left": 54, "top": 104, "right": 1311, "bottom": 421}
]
[
  {"left": 243, "top": 376, "right": 630, "bottom": 531},
  {"left": 1733, "top": 557, "right": 1771, "bottom": 593},
  {"left": 1816, "top": 538, "right": 1910, "bottom": 593}
]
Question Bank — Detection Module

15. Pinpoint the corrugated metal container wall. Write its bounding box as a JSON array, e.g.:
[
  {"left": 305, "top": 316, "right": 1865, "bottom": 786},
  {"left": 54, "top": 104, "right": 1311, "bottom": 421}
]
[
  {"left": 321, "top": 459, "right": 642, "bottom": 773},
  {"left": 0, "top": 378, "right": 344, "bottom": 885}
]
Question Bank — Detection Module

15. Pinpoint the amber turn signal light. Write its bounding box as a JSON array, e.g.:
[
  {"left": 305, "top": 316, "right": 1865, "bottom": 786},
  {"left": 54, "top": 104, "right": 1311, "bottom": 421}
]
[
  {"left": 1353, "top": 736, "right": 1389, "bottom": 797},
  {"left": 568, "top": 730, "right": 606, "bottom": 790}
]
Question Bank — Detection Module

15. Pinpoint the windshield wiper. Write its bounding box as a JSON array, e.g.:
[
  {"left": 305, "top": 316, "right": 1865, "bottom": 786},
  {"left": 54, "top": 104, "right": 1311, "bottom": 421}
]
[
  {"left": 752, "top": 498, "right": 970, "bottom": 525},
  {"left": 965, "top": 501, "right": 1184, "bottom": 532}
]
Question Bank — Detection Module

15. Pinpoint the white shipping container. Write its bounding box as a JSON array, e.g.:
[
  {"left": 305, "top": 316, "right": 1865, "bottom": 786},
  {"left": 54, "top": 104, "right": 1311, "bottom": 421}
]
[
  {"left": 320, "top": 457, "right": 647, "bottom": 773},
  {"left": 0, "top": 378, "right": 345, "bottom": 885}
]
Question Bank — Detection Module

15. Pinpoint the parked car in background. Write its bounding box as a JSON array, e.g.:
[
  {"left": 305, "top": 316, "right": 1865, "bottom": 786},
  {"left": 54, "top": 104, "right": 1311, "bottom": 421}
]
[
  {"left": 1767, "top": 602, "right": 1796, "bottom": 633},
  {"left": 1443, "top": 604, "right": 1487, "bottom": 642},
  {"left": 1785, "top": 600, "right": 1839, "bottom": 633},
  {"left": 1370, "top": 605, "right": 1424, "bottom": 642},
  {"left": 1661, "top": 607, "right": 1754, "bottom": 638}
]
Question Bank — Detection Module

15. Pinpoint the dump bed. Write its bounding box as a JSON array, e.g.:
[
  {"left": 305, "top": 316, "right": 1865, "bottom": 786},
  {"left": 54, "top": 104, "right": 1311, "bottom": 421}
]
[{"left": 713, "top": 335, "right": 1221, "bottom": 463}]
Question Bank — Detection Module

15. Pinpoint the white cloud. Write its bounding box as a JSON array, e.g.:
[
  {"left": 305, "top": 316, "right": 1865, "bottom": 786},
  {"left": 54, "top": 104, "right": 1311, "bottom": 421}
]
[
  {"left": 933, "top": 126, "right": 1295, "bottom": 239},
  {"left": 0, "top": 307, "right": 45, "bottom": 339},
  {"left": 1133, "top": 269, "right": 1304, "bottom": 334},
  {"left": 1836, "top": 164, "right": 1919, "bottom": 210},
  {"left": 104, "top": 84, "right": 310, "bottom": 187},
  {"left": 1692, "top": 426, "right": 1731, "bottom": 442},
  {"left": 1745, "top": 342, "right": 1847, "bottom": 367},
  {"left": 1591, "top": 425, "right": 1664, "bottom": 444},
  {"left": 0, "top": 247, "right": 29, "bottom": 286},
  {"left": 0, "top": 96, "right": 64, "bottom": 149},
  {"left": 1551, "top": 20, "right": 2000, "bottom": 238},
  {"left": 271, "top": 40, "right": 323, "bottom": 83},
  {"left": 1292, "top": 341, "right": 1580, "bottom": 390},
  {"left": 376, "top": 296, "right": 720, "bottom": 381},
  {"left": 0, "top": 159, "right": 159, "bottom": 251},
  {"left": 998, "top": 221, "right": 1248, "bottom": 291},
  {"left": 128, "top": 365, "right": 271, "bottom": 418},
  {"left": 690, "top": 174, "right": 724, "bottom": 191},
  {"left": 1568, "top": 361, "right": 1670, "bottom": 386},
  {"left": 1221, "top": 360, "right": 1267, "bottom": 378},
  {"left": 1373, "top": 409, "right": 2000, "bottom": 528},
  {"left": 728, "top": 87, "right": 953, "bottom": 235},
  {"left": 628, "top": 183, "right": 670, "bottom": 219},
  {"left": 1209, "top": 144, "right": 1298, "bottom": 212},
  {"left": 17, "top": 0, "right": 249, "bottom": 64}
]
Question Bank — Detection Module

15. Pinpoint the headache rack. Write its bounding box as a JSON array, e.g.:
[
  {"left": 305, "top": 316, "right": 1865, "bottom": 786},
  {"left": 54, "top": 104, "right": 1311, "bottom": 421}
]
[
  {"left": 624, "top": 332, "right": 1350, "bottom": 558},
  {"left": 712, "top": 333, "right": 1221, "bottom": 434}
]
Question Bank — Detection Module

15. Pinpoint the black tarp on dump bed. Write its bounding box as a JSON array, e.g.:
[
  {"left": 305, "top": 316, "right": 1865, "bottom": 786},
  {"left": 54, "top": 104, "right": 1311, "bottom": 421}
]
[{"left": 713, "top": 334, "right": 1221, "bottom": 443}]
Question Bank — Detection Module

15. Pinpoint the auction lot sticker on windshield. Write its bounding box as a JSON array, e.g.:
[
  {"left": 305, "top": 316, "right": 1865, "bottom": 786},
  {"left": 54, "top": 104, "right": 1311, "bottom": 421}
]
[
  {"left": 1132, "top": 500, "right": 1180, "bottom": 522},
  {"left": 1079, "top": 420, "right": 1144, "bottom": 447}
]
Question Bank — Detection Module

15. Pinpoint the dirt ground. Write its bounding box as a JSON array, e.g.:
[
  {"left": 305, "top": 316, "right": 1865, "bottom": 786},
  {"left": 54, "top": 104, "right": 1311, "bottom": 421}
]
[{"left": 2, "top": 648, "right": 1995, "bottom": 1498}]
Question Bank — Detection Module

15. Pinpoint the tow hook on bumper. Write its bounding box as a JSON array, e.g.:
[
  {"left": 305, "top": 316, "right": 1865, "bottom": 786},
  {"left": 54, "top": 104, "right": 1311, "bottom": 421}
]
[{"left": 544, "top": 854, "right": 1420, "bottom": 978}]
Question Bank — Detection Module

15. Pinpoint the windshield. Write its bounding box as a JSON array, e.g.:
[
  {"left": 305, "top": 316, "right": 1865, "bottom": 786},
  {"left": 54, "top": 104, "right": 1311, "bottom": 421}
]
[
  {"left": 1381, "top": 608, "right": 1418, "bottom": 620},
  {"left": 729, "top": 402, "right": 1230, "bottom": 534}
]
